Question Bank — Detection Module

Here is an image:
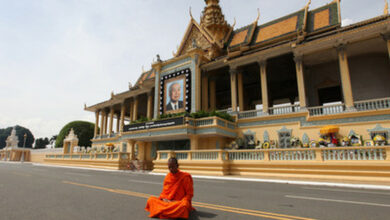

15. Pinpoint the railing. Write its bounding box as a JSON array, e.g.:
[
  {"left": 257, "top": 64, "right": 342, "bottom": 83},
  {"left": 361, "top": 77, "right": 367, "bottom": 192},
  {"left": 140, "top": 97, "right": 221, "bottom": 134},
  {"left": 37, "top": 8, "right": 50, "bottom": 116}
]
[
  {"left": 45, "top": 152, "right": 131, "bottom": 161},
  {"left": 187, "top": 117, "right": 236, "bottom": 130},
  {"left": 269, "top": 149, "right": 316, "bottom": 161},
  {"left": 195, "top": 118, "right": 214, "bottom": 126},
  {"left": 269, "top": 105, "right": 300, "bottom": 115},
  {"left": 322, "top": 147, "right": 386, "bottom": 161},
  {"left": 354, "top": 98, "right": 390, "bottom": 111},
  {"left": 192, "top": 151, "right": 219, "bottom": 160},
  {"left": 308, "top": 103, "right": 345, "bottom": 116},
  {"left": 156, "top": 146, "right": 390, "bottom": 162},
  {"left": 238, "top": 109, "right": 264, "bottom": 119},
  {"left": 238, "top": 105, "right": 301, "bottom": 119},
  {"left": 228, "top": 150, "right": 264, "bottom": 160}
]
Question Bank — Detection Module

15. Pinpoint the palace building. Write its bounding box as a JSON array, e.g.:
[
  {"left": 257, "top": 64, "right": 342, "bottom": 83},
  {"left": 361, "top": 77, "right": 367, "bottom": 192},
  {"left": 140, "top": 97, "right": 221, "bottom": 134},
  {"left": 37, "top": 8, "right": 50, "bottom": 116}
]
[{"left": 81, "top": 0, "right": 390, "bottom": 171}]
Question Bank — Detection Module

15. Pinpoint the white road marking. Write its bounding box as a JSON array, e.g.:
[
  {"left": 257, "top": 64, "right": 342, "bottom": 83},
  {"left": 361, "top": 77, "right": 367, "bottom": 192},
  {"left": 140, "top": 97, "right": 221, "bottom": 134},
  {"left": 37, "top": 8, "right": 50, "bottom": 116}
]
[
  {"left": 194, "top": 179, "right": 225, "bottom": 183},
  {"left": 285, "top": 195, "right": 390, "bottom": 207},
  {"left": 65, "top": 172, "right": 91, "bottom": 177},
  {"left": 128, "top": 179, "right": 161, "bottom": 185},
  {"left": 302, "top": 187, "right": 390, "bottom": 196}
]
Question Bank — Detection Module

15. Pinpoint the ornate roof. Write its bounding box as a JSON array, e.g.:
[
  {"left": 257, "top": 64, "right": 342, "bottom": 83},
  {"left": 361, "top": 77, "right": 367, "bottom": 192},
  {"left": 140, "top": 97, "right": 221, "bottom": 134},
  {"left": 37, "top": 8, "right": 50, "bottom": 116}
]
[
  {"left": 226, "top": 0, "right": 341, "bottom": 51},
  {"left": 134, "top": 70, "right": 155, "bottom": 87},
  {"left": 200, "top": 0, "right": 231, "bottom": 43}
]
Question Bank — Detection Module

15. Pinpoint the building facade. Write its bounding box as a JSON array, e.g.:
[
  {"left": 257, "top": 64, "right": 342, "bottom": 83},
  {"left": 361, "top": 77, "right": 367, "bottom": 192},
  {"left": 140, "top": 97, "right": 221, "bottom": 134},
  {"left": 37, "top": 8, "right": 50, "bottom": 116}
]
[{"left": 85, "top": 0, "right": 390, "bottom": 170}]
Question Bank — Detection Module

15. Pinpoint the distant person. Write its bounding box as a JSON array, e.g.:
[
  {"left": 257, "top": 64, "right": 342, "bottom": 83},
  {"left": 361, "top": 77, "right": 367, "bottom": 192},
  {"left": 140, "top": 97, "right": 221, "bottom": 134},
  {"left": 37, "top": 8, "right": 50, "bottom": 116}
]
[
  {"left": 145, "top": 157, "right": 194, "bottom": 219},
  {"left": 166, "top": 82, "right": 183, "bottom": 111}
]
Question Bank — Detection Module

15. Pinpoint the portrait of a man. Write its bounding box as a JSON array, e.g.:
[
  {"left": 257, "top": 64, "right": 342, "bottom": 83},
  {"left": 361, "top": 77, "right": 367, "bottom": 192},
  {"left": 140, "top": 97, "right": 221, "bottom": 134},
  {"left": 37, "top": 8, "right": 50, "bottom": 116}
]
[{"left": 164, "top": 77, "right": 185, "bottom": 113}]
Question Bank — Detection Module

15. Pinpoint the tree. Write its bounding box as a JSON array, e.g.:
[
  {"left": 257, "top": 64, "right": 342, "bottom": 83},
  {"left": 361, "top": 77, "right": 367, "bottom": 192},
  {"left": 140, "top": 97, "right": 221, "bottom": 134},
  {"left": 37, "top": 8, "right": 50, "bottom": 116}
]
[
  {"left": 0, "top": 125, "right": 35, "bottom": 149},
  {"left": 35, "top": 137, "right": 50, "bottom": 149},
  {"left": 55, "top": 121, "right": 95, "bottom": 148}
]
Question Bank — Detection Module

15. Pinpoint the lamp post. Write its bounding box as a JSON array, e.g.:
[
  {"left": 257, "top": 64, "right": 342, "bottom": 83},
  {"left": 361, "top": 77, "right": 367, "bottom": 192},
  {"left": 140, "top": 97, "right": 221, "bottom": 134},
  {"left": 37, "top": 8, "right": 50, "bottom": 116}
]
[{"left": 21, "top": 133, "right": 27, "bottom": 162}]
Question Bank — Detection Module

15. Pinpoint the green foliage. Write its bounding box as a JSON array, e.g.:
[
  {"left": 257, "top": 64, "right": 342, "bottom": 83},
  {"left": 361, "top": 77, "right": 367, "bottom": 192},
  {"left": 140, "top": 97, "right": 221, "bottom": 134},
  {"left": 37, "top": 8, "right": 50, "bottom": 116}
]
[
  {"left": 189, "top": 110, "right": 234, "bottom": 122},
  {"left": 35, "top": 137, "right": 49, "bottom": 149},
  {"left": 158, "top": 112, "right": 188, "bottom": 120},
  {"left": 55, "top": 121, "right": 95, "bottom": 148},
  {"left": 131, "top": 116, "right": 150, "bottom": 124},
  {"left": 0, "top": 125, "right": 35, "bottom": 149}
]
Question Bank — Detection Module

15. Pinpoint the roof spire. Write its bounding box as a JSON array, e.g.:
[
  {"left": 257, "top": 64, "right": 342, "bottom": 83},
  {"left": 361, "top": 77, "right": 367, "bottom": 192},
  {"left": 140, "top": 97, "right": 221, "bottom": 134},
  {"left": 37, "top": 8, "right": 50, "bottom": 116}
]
[
  {"left": 385, "top": 0, "right": 389, "bottom": 15},
  {"left": 200, "top": 0, "right": 230, "bottom": 42}
]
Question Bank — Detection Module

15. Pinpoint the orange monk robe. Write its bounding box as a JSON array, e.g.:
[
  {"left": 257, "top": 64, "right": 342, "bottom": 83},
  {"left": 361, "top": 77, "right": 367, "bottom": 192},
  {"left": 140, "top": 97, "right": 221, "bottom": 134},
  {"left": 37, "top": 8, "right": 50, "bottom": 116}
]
[{"left": 145, "top": 170, "right": 194, "bottom": 219}]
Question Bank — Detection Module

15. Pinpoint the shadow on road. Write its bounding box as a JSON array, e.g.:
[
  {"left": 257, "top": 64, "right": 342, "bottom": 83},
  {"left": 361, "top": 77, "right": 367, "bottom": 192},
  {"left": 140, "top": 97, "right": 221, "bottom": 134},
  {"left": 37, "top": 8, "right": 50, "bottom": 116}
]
[{"left": 188, "top": 210, "right": 217, "bottom": 219}]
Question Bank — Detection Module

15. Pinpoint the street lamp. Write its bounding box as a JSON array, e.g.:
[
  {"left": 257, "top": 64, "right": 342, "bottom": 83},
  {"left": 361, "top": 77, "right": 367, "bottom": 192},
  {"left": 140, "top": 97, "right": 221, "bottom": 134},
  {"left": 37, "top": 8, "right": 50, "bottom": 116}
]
[{"left": 21, "top": 133, "right": 27, "bottom": 162}]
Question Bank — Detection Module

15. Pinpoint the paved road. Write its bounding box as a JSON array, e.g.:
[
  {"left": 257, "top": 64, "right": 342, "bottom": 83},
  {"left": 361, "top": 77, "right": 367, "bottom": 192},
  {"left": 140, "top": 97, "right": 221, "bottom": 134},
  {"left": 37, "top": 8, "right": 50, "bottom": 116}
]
[{"left": 1, "top": 162, "right": 390, "bottom": 220}]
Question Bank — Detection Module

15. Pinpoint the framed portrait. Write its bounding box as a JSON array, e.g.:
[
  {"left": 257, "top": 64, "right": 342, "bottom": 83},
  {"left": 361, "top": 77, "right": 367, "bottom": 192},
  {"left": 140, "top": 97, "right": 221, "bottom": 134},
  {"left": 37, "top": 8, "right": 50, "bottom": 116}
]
[
  {"left": 159, "top": 68, "right": 191, "bottom": 115},
  {"left": 164, "top": 75, "right": 186, "bottom": 114}
]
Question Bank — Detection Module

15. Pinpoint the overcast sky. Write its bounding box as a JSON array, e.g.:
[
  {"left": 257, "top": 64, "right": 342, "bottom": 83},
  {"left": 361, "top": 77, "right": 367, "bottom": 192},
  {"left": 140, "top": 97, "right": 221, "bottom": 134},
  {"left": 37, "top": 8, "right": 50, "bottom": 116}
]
[{"left": 0, "top": 0, "right": 386, "bottom": 139}]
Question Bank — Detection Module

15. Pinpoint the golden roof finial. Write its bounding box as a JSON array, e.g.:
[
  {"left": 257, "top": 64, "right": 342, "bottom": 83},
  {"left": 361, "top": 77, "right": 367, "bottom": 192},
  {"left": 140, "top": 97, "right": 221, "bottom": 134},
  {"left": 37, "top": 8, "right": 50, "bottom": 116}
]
[
  {"left": 306, "top": 0, "right": 312, "bottom": 9},
  {"left": 189, "top": 7, "right": 194, "bottom": 20},
  {"left": 232, "top": 18, "right": 236, "bottom": 29},
  {"left": 142, "top": 65, "right": 145, "bottom": 73},
  {"left": 254, "top": 9, "right": 260, "bottom": 24},
  {"left": 385, "top": 0, "right": 389, "bottom": 15}
]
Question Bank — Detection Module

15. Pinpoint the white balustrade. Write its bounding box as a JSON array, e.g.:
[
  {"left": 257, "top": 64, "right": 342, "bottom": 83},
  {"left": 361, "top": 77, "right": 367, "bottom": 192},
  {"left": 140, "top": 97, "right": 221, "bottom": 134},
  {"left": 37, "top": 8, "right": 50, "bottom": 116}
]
[
  {"left": 191, "top": 151, "right": 218, "bottom": 160},
  {"left": 269, "top": 150, "right": 315, "bottom": 161},
  {"left": 354, "top": 98, "right": 390, "bottom": 111},
  {"left": 321, "top": 147, "right": 386, "bottom": 161},
  {"left": 175, "top": 152, "right": 188, "bottom": 160},
  {"left": 269, "top": 105, "right": 300, "bottom": 115},
  {"left": 228, "top": 151, "right": 264, "bottom": 160},
  {"left": 308, "top": 104, "right": 345, "bottom": 116}
]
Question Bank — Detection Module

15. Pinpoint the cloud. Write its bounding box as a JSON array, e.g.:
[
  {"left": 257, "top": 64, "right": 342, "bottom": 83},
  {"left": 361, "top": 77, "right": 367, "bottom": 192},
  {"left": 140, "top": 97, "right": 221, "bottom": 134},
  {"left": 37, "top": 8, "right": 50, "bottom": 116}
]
[{"left": 342, "top": 18, "right": 354, "bottom": 27}]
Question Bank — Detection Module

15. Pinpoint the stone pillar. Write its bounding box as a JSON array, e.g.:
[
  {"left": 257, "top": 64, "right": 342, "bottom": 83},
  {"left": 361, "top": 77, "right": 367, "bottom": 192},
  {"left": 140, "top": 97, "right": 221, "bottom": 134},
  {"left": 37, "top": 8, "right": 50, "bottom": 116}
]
[
  {"left": 237, "top": 72, "right": 244, "bottom": 112},
  {"left": 202, "top": 75, "right": 209, "bottom": 111},
  {"left": 337, "top": 45, "right": 354, "bottom": 109},
  {"left": 133, "top": 96, "right": 139, "bottom": 121},
  {"left": 230, "top": 67, "right": 238, "bottom": 112},
  {"left": 209, "top": 79, "right": 216, "bottom": 110},
  {"left": 259, "top": 61, "right": 269, "bottom": 114},
  {"left": 147, "top": 92, "right": 153, "bottom": 119},
  {"left": 382, "top": 33, "right": 390, "bottom": 60},
  {"left": 108, "top": 107, "right": 114, "bottom": 135},
  {"left": 294, "top": 55, "right": 307, "bottom": 109},
  {"left": 94, "top": 110, "right": 100, "bottom": 137},
  {"left": 99, "top": 111, "right": 104, "bottom": 136},
  {"left": 137, "top": 141, "right": 145, "bottom": 161},
  {"left": 116, "top": 113, "right": 120, "bottom": 133},
  {"left": 190, "top": 135, "right": 199, "bottom": 150},
  {"left": 129, "top": 101, "right": 133, "bottom": 123},
  {"left": 103, "top": 111, "right": 108, "bottom": 134},
  {"left": 128, "top": 140, "right": 135, "bottom": 160},
  {"left": 120, "top": 103, "right": 125, "bottom": 132}
]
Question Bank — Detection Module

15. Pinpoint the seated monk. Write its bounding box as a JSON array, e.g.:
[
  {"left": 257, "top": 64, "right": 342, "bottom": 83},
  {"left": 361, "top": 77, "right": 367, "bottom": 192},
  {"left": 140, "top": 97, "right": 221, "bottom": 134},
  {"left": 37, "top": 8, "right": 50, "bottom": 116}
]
[{"left": 145, "top": 157, "right": 194, "bottom": 219}]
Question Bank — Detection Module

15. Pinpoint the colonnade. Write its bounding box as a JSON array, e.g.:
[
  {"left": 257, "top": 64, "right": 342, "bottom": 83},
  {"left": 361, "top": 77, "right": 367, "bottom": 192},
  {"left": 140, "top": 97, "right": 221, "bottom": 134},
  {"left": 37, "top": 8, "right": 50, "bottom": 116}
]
[
  {"left": 201, "top": 42, "right": 375, "bottom": 113},
  {"left": 93, "top": 91, "right": 154, "bottom": 137}
]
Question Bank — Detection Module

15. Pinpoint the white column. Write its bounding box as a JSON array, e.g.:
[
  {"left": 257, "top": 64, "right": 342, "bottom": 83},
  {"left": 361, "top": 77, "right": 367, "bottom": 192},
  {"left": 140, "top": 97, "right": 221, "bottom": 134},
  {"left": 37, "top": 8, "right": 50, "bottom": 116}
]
[
  {"left": 94, "top": 110, "right": 100, "bottom": 137},
  {"left": 337, "top": 45, "right": 354, "bottom": 109},
  {"left": 259, "top": 61, "right": 269, "bottom": 114},
  {"left": 230, "top": 67, "right": 238, "bottom": 112},
  {"left": 294, "top": 55, "right": 307, "bottom": 109}
]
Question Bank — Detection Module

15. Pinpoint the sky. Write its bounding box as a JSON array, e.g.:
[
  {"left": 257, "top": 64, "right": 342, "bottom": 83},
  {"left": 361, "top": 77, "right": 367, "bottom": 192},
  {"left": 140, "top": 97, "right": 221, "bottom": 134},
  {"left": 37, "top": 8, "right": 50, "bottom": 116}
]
[{"left": 0, "top": 0, "right": 387, "bottom": 139}]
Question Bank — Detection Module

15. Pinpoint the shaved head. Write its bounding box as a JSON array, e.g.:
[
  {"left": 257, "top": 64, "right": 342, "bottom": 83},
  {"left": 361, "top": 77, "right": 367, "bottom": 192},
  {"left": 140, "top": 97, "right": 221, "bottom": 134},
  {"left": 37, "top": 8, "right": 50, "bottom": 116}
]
[{"left": 168, "top": 157, "right": 179, "bottom": 174}]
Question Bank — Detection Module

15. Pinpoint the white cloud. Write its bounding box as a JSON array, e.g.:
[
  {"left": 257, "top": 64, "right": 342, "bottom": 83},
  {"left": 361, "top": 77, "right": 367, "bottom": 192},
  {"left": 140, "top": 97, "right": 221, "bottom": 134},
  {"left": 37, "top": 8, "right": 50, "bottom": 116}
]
[{"left": 342, "top": 18, "right": 354, "bottom": 27}]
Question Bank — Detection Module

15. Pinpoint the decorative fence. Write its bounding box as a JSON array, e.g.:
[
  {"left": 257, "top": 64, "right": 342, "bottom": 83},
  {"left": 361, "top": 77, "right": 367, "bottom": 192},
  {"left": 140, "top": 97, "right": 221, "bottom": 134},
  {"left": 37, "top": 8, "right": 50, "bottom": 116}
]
[
  {"left": 308, "top": 103, "right": 345, "bottom": 116},
  {"left": 186, "top": 117, "right": 236, "bottom": 130},
  {"left": 269, "top": 104, "right": 300, "bottom": 115},
  {"left": 354, "top": 98, "right": 390, "bottom": 111},
  {"left": 45, "top": 152, "right": 130, "bottom": 161},
  {"left": 156, "top": 146, "right": 390, "bottom": 162}
]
